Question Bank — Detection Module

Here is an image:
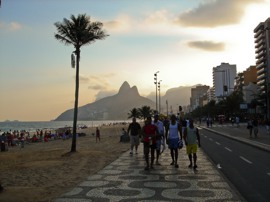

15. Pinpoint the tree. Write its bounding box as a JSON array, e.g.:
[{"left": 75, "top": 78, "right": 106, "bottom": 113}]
[
  {"left": 127, "top": 108, "right": 140, "bottom": 119},
  {"left": 54, "top": 14, "right": 108, "bottom": 152},
  {"left": 138, "top": 105, "right": 154, "bottom": 120}
]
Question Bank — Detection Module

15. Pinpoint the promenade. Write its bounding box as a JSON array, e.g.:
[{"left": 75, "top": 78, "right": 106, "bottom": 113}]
[{"left": 53, "top": 124, "right": 256, "bottom": 202}]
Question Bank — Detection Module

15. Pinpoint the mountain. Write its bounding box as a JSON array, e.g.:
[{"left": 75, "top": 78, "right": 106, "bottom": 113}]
[
  {"left": 55, "top": 81, "right": 155, "bottom": 121},
  {"left": 146, "top": 85, "right": 197, "bottom": 109},
  {"left": 161, "top": 86, "right": 195, "bottom": 108}
]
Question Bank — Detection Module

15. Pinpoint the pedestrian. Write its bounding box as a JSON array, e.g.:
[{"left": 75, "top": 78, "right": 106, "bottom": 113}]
[
  {"left": 127, "top": 117, "right": 141, "bottom": 155},
  {"left": 247, "top": 118, "right": 253, "bottom": 138},
  {"left": 206, "top": 118, "right": 210, "bottom": 127},
  {"left": 209, "top": 117, "right": 213, "bottom": 127},
  {"left": 183, "top": 119, "right": 201, "bottom": 170},
  {"left": 152, "top": 114, "right": 165, "bottom": 165},
  {"left": 253, "top": 118, "right": 258, "bottom": 138},
  {"left": 235, "top": 116, "right": 240, "bottom": 128},
  {"left": 142, "top": 116, "right": 157, "bottom": 170},
  {"left": 96, "top": 127, "right": 100, "bottom": 142},
  {"left": 266, "top": 119, "right": 270, "bottom": 135},
  {"left": 166, "top": 114, "right": 182, "bottom": 168}
]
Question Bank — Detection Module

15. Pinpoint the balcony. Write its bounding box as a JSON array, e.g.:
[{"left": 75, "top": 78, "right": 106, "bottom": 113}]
[
  {"left": 257, "top": 73, "right": 267, "bottom": 80},
  {"left": 255, "top": 44, "right": 265, "bottom": 54},
  {"left": 256, "top": 50, "right": 266, "bottom": 59},
  {"left": 256, "top": 78, "right": 266, "bottom": 86},
  {"left": 255, "top": 39, "right": 264, "bottom": 48},
  {"left": 256, "top": 61, "right": 265, "bottom": 70},
  {"left": 256, "top": 56, "right": 266, "bottom": 64},
  {"left": 254, "top": 28, "right": 264, "bottom": 38}
]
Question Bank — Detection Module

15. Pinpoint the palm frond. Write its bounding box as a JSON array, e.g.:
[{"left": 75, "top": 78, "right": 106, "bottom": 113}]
[{"left": 54, "top": 13, "right": 109, "bottom": 49}]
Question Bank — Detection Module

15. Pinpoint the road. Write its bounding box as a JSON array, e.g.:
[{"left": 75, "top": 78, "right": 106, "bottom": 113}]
[{"left": 200, "top": 128, "right": 270, "bottom": 202}]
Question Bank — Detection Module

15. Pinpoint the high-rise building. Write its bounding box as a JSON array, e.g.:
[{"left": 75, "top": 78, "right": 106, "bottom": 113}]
[
  {"left": 190, "top": 85, "right": 209, "bottom": 110},
  {"left": 254, "top": 17, "right": 270, "bottom": 118},
  {"left": 235, "top": 66, "right": 257, "bottom": 92},
  {"left": 212, "top": 62, "right": 237, "bottom": 99}
]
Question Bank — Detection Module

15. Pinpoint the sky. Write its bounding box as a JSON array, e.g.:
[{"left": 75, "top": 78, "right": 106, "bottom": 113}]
[{"left": 0, "top": 0, "right": 270, "bottom": 121}]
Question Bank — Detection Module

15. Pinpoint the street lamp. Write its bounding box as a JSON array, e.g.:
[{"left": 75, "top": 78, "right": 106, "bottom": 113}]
[
  {"left": 166, "top": 100, "right": 168, "bottom": 116},
  {"left": 158, "top": 80, "right": 162, "bottom": 113},
  {"left": 154, "top": 71, "right": 159, "bottom": 113}
]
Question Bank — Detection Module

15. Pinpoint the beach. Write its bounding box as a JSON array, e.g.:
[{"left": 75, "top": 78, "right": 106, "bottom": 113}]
[{"left": 0, "top": 125, "right": 130, "bottom": 202}]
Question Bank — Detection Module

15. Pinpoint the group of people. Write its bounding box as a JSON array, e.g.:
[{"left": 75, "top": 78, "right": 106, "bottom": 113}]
[{"left": 126, "top": 115, "right": 201, "bottom": 171}]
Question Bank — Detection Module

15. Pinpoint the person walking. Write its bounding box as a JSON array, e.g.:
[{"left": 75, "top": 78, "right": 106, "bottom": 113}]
[
  {"left": 183, "top": 119, "right": 201, "bottom": 170},
  {"left": 266, "top": 118, "right": 270, "bottom": 135},
  {"left": 235, "top": 116, "right": 240, "bottom": 128},
  {"left": 142, "top": 116, "right": 157, "bottom": 170},
  {"left": 166, "top": 114, "right": 182, "bottom": 168},
  {"left": 247, "top": 118, "right": 253, "bottom": 138},
  {"left": 253, "top": 118, "right": 258, "bottom": 138},
  {"left": 152, "top": 114, "right": 165, "bottom": 165},
  {"left": 96, "top": 127, "right": 100, "bottom": 142},
  {"left": 127, "top": 117, "right": 141, "bottom": 155}
]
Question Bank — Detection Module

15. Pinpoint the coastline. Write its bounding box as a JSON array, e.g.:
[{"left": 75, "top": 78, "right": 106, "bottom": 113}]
[
  {"left": 0, "top": 120, "right": 131, "bottom": 133},
  {"left": 0, "top": 125, "right": 130, "bottom": 202}
]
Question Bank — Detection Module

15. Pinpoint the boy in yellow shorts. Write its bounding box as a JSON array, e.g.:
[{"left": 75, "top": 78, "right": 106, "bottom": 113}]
[{"left": 184, "top": 119, "right": 201, "bottom": 170}]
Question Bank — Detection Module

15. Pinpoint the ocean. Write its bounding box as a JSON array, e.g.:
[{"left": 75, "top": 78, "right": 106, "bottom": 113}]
[{"left": 0, "top": 120, "right": 130, "bottom": 133}]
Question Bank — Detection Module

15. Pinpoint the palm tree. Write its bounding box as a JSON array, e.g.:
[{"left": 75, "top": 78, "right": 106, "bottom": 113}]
[
  {"left": 54, "top": 14, "right": 108, "bottom": 152},
  {"left": 138, "top": 105, "right": 153, "bottom": 120},
  {"left": 128, "top": 108, "right": 140, "bottom": 119}
]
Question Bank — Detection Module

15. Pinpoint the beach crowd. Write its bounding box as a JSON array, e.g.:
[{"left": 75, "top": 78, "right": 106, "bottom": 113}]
[{"left": 0, "top": 128, "right": 75, "bottom": 152}]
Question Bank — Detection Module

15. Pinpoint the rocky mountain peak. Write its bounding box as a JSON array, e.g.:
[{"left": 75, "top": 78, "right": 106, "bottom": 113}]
[
  {"left": 131, "top": 86, "right": 139, "bottom": 96},
  {"left": 118, "top": 81, "right": 131, "bottom": 94},
  {"left": 117, "top": 81, "right": 140, "bottom": 96}
]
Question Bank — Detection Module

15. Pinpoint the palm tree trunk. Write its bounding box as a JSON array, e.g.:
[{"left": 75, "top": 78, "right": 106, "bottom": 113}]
[{"left": 71, "top": 48, "right": 80, "bottom": 152}]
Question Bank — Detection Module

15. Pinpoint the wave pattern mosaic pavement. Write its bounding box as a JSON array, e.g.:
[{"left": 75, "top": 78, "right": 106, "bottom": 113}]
[{"left": 55, "top": 145, "right": 243, "bottom": 202}]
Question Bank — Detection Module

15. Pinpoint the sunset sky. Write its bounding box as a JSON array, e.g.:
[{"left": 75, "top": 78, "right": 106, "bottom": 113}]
[{"left": 1, "top": 0, "right": 270, "bottom": 121}]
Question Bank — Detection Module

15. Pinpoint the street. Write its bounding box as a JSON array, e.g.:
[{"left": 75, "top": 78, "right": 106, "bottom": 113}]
[{"left": 200, "top": 128, "right": 270, "bottom": 202}]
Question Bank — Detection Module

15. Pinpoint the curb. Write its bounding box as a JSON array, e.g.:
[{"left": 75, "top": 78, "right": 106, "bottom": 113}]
[{"left": 200, "top": 126, "right": 270, "bottom": 153}]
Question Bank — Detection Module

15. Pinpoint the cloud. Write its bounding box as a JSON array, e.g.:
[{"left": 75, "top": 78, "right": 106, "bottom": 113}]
[
  {"left": 95, "top": 90, "right": 117, "bottom": 101},
  {"left": 79, "top": 75, "right": 89, "bottom": 83},
  {"left": 176, "top": 0, "right": 264, "bottom": 27},
  {"left": 0, "top": 21, "right": 22, "bottom": 31},
  {"left": 88, "top": 83, "right": 105, "bottom": 90},
  {"left": 87, "top": 73, "right": 115, "bottom": 91},
  {"left": 104, "top": 10, "right": 181, "bottom": 35},
  {"left": 104, "top": 15, "right": 132, "bottom": 33},
  {"left": 143, "top": 9, "right": 172, "bottom": 25},
  {"left": 187, "top": 40, "right": 225, "bottom": 51},
  {"left": 85, "top": 73, "right": 118, "bottom": 100}
]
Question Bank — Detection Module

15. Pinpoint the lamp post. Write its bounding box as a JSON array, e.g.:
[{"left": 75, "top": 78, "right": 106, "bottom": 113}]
[
  {"left": 158, "top": 80, "right": 162, "bottom": 113},
  {"left": 166, "top": 100, "right": 168, "bottom": 116},
  {"left": 154, "top": 71, "right": 159, "bottom": 113}
]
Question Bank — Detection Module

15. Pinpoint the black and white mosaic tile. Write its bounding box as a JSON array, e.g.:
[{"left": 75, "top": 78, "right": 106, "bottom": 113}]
[{"left": 55, "top": 146, "right": 242, "bottom": 202}]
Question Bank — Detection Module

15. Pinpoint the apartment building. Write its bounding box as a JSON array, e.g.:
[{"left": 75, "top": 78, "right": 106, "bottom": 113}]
[
  {"left": 212, "top": 62, "right": 237, "bottom": 99},
  {"left": 254, "top": 17, "right": 270, "bottom": 118},
  {"left": 190, "top": 85, "right": 209, "bottom": 110}
]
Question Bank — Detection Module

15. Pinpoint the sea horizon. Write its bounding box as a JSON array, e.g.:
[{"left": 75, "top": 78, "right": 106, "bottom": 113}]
[{"left": 0, "top": 120, "right": 130, "bottom": 133}]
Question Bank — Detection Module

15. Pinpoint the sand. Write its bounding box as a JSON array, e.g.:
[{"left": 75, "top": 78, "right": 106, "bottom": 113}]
[{"left": 0, "top": 125, "right": 130, "bottom": 202}]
